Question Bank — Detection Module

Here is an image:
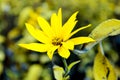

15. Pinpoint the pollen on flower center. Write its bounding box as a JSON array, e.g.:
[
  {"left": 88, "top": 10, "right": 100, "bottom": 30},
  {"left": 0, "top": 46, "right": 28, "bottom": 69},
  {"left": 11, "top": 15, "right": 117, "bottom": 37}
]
[{"left": 52, "top": 38, "right": 63, "bottom": 46}]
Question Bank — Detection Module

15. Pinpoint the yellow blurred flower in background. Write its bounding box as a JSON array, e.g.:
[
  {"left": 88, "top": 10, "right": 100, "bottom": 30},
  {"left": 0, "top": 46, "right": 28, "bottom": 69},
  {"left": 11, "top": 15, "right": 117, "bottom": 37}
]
[
  {"left": 27, "top": 10, "right": 40, "bottom": 27},
  {"left": 19, "top": 8, "right": 94, "bottom": 59}
]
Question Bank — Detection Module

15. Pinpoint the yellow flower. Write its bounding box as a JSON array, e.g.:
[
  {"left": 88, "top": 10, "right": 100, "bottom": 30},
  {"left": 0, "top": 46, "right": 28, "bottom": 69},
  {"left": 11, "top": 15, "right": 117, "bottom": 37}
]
[
  {"left": 19, "top": 8, "right": 94, "bottom": 59},
  {"left": 27, "top": 9, "right": 40, "bottom": 26}
]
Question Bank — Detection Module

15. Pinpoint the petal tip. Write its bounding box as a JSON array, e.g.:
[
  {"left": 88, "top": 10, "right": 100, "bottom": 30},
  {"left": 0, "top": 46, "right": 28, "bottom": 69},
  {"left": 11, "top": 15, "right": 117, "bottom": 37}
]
[
  {"left": 91, "top": 39, "right": 95, "bottom": 42},
  {"left": 25, "top": 22, "right": 31, "bottom": 25},
  {"left": 64, "top": 54, "right": 70, "bottom": 59},
  {"left": 18, "top": 44, "right": 25, "bottom": 47},
  {"left": 25, "top": 23, "right": 33, "bottom": 29},
  {"left": 58, "top": 8, "right": 62, "bottom": 12},
  {"left": 88, "top": 38, "right": 96, "bottom": 43},
  {"left": 74, "top": 11, "right": 79, "bottom": 16},
  {"left": 88, "top": 24, "right": 92, "bottom": 27},
  {"left": 37, "top": 16, "right": 41, "bottom": 21}
]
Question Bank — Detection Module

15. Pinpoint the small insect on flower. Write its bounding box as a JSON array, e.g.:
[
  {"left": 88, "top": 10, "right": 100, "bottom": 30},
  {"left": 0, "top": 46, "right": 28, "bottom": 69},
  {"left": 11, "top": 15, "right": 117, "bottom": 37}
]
[{"left": 18, "top": 8, "right": 94, "bottom": 60}]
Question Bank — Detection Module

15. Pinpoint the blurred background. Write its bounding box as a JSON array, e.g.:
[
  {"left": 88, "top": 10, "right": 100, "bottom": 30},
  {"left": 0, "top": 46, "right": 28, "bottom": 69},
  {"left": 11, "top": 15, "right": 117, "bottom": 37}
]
[{"left": 0, "top": 0, "right": 120, "bottom": 80}]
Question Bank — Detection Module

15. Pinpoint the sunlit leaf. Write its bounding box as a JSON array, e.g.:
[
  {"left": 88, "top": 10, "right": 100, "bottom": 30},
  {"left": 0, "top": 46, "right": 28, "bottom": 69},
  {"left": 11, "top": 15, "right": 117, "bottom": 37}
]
[
  {"left": 93, "top": 47, "right": 117, "bottom": 80},
  {"left": 24, "top": 64, "right": 42, "bottom": 80},
  {"left": 109, "top": 28, "right": 120, "bottom": 36},
  {"left": 84, "top": 19, "right": 120, "bottom": 50},
  {"left": 53, "top": 65, "right": 64, "bottom": 80},
  {"left": 68, "top": 60, "right": 80, "bottom": 71}
]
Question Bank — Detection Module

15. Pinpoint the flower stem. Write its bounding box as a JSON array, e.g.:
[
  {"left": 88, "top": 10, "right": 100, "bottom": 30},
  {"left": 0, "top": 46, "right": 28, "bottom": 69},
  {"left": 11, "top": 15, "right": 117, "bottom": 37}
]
[
  {"left": 62, "top": 58, "right": 69, "bottom": 77},
  {"left": 99, "top": 41, "right": 104, "bottom": 55}
]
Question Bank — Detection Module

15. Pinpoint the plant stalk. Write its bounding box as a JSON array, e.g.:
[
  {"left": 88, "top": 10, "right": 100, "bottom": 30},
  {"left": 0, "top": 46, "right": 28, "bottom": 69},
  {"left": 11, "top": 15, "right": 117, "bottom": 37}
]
[{"left": 62, "top": 58, "right": 69, "bottom": 77}]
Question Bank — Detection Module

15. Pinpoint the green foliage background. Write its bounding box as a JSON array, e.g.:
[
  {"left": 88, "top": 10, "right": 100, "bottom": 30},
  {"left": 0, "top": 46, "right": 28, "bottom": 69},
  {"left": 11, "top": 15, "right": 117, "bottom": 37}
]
[{"left": 0, "top": 0, "right": 120, "bottom": 80}]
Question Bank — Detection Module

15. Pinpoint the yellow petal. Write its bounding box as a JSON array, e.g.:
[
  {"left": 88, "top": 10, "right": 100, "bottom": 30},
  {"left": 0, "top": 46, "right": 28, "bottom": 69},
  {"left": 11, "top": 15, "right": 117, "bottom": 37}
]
[
  {"left": 18, "top": 43, "right": 49, "bottom": 52},
  {"left": 47, "top": 46, "right": 59, "bottom": 60},
  {"left": 58, "top": 8, "right": 62, "bottom": 29},
  {"left": 68, "top": 24, "right": 91, "bottom": 39},
  {"left": 58, "top": 47, "right": 70, "bottom": 59},
  {"left": 37, "top": 16, "right": 52, "bottom": 37},
  {"left": 69, "top": 37, "right": 95, "bottom": 45},
  {"left": 62, "top": 12, "right": 78, "bottom": 41},
  {"left": 62, "top": 41, "right": 74, "bottom": 50},
  {"left": 25, "top": 23, "right": 50, "bottom": 43},
  {"left": 51, "top": 8, "right": 62, "bottom": 37}
]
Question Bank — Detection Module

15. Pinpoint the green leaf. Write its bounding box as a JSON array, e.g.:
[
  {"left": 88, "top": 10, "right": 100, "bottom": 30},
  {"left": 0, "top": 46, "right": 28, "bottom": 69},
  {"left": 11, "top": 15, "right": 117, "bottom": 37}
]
[
  {"left": 68, "top": 60, "right": 80, "bottom": 71},
  {"left": 84, "top": 19, "right": 120, "bottom": 50},
  {"left": 93, "top": 47, "right": 117, "bottom": 80},
  {"left": 109, "top": 28, "right": 120, "bottom": 36},
  {"left": 53, "top": 65, "right": 64, "bottom": 80}
]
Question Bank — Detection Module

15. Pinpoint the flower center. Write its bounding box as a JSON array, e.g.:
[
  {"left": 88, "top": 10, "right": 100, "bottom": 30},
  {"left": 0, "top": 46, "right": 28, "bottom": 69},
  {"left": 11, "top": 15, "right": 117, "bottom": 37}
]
[{"left": 52, "top": 38, "right": 63, "bottom": 46}]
